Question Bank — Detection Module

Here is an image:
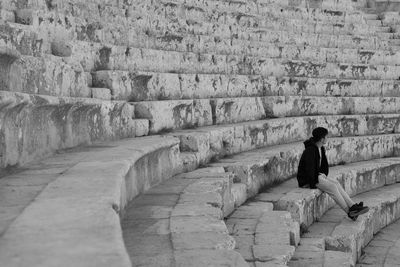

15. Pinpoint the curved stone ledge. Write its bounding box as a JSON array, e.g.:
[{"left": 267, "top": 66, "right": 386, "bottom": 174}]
[
  {"left": 89, "top": 71, "right": 400, "bottom": 101},
  {"left": 73, "top": 40, "right": 400, "bottom": 76},
  {"left": 0, "top": 91, "right": 149, "bottom": 171},
  {"left": 130, "top": 96, "right": 400, "bottom": 134},
  {"left": 0, "top": 135, "right": 182, "bottom": 267},
  {"left": 121, "top": 166, "right": 248, "bottom": 266},
  {"left": 169, "top": 114, "right": 400, "bottom": 164}
]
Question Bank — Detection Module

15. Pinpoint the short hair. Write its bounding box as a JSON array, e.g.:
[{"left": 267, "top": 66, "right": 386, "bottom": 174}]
[{"left": 312, "top": 127, "right": 328, "bottom": 142}]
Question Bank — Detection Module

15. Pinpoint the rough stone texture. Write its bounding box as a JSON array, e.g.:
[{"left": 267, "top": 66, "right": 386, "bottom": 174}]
[
  {"left": 0, "top": 91, "right": 151, "bottom": 170},
  {"left": 356, "top": 218, "right": 400, "bottom": 267},
  {"left": 133, "top": 99, "right": 213, "bottom": 133},
  {"left": 0, "top": 136, "right": 183, "bottom": 267},
  {"left": 86, "top": 72, "right": 400, "bottom": 101},
  {"left": 3, "top": 54, "right": 89, "bottom": 97},
  {"left": 121, "top": 166, "right": 248, "bottom": 265},
  {"left": 226, "top": 200, "right": 298, "bottom": 266},
  {"left": 170, "top": 114, "right": 400, "bottom": 164}
]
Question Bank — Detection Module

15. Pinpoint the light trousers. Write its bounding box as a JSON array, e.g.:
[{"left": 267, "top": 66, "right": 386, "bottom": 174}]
[{"left": 316, "top": 175, "right": 354, "bottom": 213}]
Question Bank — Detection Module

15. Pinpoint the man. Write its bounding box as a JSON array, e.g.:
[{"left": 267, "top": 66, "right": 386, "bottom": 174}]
[{"left": 297, "top": 127, "right": 369, "bottom": 221}]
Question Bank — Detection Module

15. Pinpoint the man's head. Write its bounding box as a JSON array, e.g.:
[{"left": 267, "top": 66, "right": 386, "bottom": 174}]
[{"left": 312, "top": 127, "right": 328, "bottom": 146}]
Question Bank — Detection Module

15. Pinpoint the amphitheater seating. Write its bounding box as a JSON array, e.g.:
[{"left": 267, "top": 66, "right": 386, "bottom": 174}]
[{"left": 2, "top": 0, "right": 400, "bottom": 266}]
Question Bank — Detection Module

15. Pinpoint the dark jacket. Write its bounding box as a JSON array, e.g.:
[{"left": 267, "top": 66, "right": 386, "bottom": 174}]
[{"left": 297, "top": 138, "right": 329, "bottom": 189}]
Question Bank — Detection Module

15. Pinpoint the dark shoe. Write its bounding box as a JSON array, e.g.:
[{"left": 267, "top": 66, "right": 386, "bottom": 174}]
[
  {"left": 356, "top": 201, "right": 364, "bottom": 207},
  {"left": 349, "top": 206, "right": 369, "bottom": 217},
  {"left": 348, "top": 213, "right": 358, "bottom": 221}
]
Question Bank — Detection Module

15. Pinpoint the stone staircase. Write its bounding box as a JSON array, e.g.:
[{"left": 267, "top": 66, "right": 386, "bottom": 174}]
[{"left": 2, "top": 0, "right": 400, "bottom": 266}]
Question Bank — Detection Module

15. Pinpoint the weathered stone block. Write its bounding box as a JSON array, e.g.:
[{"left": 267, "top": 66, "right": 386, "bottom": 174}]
[
  {"left": 174, "top": 249, "right": 248, "bottom": 267},
  {"left": 91, "top": 87, "right": 111, "bottom": 100},
  {"left": 252, "top": 244, "right": 295, "bottom": 264},
  {"left": 210, "top": 97, "right": 266, "bottom": 124},
  {"left": 5, "top": 54, "right": 89, "bottom": 97},
  {"left": 133, "top": 99, "right": 212, "bottom": 133},
  {"left": 232, "top": 183, "right": 247, "bottom": 208},
  {"left": 172, "top": 232, "right": 236, "bottom": 251},
  {"left": 170, "top": 215, "right": 228, "bottom": 234}
]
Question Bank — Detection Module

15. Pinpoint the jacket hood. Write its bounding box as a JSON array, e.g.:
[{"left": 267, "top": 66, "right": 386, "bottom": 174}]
[{"left": 303, "top": 138, "right": 317, "bottom": 148}]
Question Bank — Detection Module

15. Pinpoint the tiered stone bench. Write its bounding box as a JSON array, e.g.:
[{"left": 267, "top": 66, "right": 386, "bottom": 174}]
[
  {"left": 2, "top": 0, "right": 400, "bottom": 266},
  {"left": 0, "top": 136, "right": 186, "bottom": 266},
  {"left": 356, "top": 215, "right": 400, "bottom": 266}
]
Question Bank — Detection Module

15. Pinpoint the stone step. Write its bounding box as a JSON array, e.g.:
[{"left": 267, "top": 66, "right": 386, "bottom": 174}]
[
  {"left": 365, "top": 19, "right": 383, "bottom": 26},
  {"left": 356, "top": 216, "right": 400, "bottom": 266},
  {"left": 127, "top": 1, "right": 367, "bottom": 25},
  {"left": 119, "top": 5, "right": 391, "bottom": 37},
  {"left": 92, "top": 60, "right": 400, "bottom": 88},
  {"left": 87, "top": 71, "right": 400, "bottom": 101},
  {"left": 37, "top": 0, "right": 370, "bottom": 27},
  {"left": 0, "top": 90, "right": 149, "bottom": 170},
  {"left": 90, "top": 87, "right": 112, "bottom": 100},
  {"left": 168, "top": 114, "right": 400, "bottom": 164},
  {"left": 37, "top": 15, "right": 392, "bottom": 53},
  {"left": 0, "top": 8, "right": 15, "bottom": 22},
  {"left": 71, "top": 40, "right": 400, "bottom": 74},
  {"left": 121, "top": 166, "right": 248, "bottom": 266},
  {"left": 288, "top": 238, "right": 353, "bottom": 267},
  {"left": 226, "top": 205, "right": 299, "bottom": 266},
  {"left": 128, "top": 95, "right": 400, "bottom": 133},
  {"left": 0, "top": 135, "right": 186, "bottom": 267},
  {"left": 295, "top": 182, "right": 400, "bottom": 266},
  {"left": 14, "top": 6, "right": 397, "bottom": 51},
  {"left": 0, "top": 22, "right": 50, "bottom": 56},
  {"left": 2, "top": 54, "right": 89, "bottom": 97},
  {"left": 210, "top": 133, "right": 400, "bottom": 197},
  {"left": 93, "top": 69, "right": 400, "bottom": 102}
]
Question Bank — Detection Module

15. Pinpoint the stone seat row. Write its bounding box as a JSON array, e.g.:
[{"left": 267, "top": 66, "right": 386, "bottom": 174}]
[
  {"left": 12, "top": 1, "right": 372, "bottom": 28},
  {"left": 127, "top": 95, "right": 400, "bottom": 132},
  {"left": 91, "top": 58, "right": 400, "bottom": 84},
  {"left": 3, "top": 19, "right": 396, "bottom": 65},
  {"left": 6, "top": 43, "right": 400, "bottom": 100},
  {"left": 71, "top": 40, "right": 400, "bottom": 75},
  {"left": 14, "top": 5, "right": 393, "bottom": 47},
  {"left": 9, "top": 45, "right": 400, "bottom": 101},
  {"left": 167, "top": 113, "right": 400, "bottom": 165},
  {"left": 8, "top": 3, "right": 395, "bottom": 52},
  {"left": 7, "top": 48, "right": 400, "bottom": 104},
  {"left": 5, "top": 0, "right": 370, "bottom": 25},
  {"left": 123, "top": 73, "right": 400, "bottom": 100},
  {"left": 0, "top": 90, "right": 149, "bottom": 170}
]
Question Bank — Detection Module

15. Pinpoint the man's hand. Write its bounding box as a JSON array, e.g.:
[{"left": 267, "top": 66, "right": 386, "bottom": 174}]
[{"left": 318, "top": 173, "right": 327, "bottom": 179}]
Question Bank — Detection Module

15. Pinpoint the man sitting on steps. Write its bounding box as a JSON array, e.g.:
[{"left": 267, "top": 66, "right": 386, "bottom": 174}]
[{"left": 297, "top": 127, "right": 369, "bottom": 221}]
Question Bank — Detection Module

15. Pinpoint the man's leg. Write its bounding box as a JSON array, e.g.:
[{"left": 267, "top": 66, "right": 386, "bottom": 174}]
[
  {"left": 329, "top": 178, "right": 355, "bottom": 208},
  {"left": 316, "top": 176, "right": 349, "bottom": 213}
]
